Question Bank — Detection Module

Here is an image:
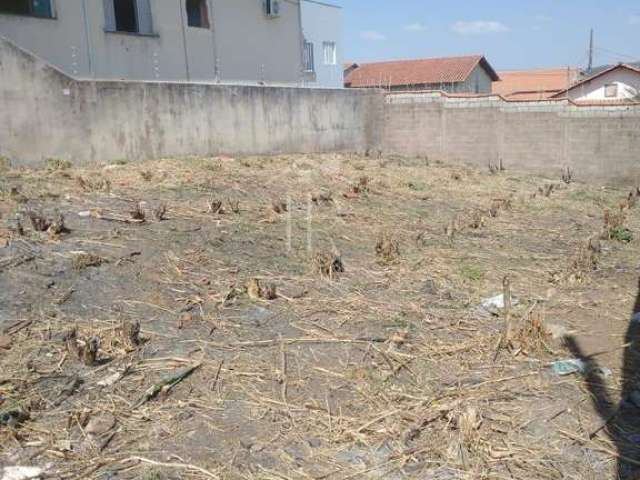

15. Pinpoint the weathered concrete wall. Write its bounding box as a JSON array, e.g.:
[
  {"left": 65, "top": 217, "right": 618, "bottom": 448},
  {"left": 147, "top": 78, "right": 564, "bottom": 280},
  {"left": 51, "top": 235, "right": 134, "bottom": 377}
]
[
  {"left": 384, "top": 92, "right": 640, "bottom": 185},
  {"left": 2, "top": 34, "right": 639, "bottom": 186},
  {"left": 0, "top": 35, "right": 382, "bottom": 167}
]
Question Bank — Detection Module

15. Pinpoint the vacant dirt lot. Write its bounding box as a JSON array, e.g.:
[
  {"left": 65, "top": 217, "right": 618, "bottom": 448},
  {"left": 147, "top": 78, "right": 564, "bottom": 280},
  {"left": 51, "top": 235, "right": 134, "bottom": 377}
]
[{"left": 1, "top": 154, "right": 639, "bottom": 479}]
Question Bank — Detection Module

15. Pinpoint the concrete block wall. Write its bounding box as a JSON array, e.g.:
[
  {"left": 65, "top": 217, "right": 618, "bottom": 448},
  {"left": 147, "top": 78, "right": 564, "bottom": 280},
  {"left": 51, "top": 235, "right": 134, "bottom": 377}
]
[
  {"left": 383, "top": 93, "right": 640, "bottom": 185},
  {"left": 2, "top": 34, "right": 639, "bottom": 186}
]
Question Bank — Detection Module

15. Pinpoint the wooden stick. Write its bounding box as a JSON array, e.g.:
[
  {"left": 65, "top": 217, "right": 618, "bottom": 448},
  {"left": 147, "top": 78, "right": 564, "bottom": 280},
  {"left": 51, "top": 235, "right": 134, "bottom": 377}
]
[
  {"left": 280, "top": 336, "right": 288, "bottom": 405},
  {"left": 503, "top": 275, "right": 513, "bottom": 342}
]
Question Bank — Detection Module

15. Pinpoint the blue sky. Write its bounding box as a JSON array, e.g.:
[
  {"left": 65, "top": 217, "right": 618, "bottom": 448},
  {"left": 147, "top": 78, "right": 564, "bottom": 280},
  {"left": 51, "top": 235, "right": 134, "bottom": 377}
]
[{"left": 338, "top": 0, "right": 640, "bottom": 70}]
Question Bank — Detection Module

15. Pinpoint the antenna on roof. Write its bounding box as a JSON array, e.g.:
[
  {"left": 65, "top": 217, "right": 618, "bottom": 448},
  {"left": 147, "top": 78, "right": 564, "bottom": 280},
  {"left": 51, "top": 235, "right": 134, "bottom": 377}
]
[{"left": 587, "top": 28, "right": 594, "bottom": 73}]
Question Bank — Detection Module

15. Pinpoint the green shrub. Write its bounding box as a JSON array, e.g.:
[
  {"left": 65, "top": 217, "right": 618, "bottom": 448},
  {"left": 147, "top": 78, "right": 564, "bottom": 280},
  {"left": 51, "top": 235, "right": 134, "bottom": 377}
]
[
  {"left": 460, "top": 265, "right": 484, "bottom": 282},
  {"left": 610, "top": 226, "right": 633, "bottom": 243}
]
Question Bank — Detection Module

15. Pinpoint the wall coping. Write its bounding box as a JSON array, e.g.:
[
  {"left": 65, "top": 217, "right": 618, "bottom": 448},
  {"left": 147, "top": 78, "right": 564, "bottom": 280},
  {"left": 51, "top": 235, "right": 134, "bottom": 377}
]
[{"left": 384, "top": 89, "right": 640, "bottom": 111}]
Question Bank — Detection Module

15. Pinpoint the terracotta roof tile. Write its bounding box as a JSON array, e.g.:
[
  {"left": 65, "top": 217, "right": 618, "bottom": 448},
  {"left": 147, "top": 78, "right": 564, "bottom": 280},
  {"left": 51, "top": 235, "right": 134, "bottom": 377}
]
[
  {"left": 345, "top": 55, "right": 498, "bottom": 88},
  {"left": 492, "top": 68, "right": 577, "bottom": 99}
]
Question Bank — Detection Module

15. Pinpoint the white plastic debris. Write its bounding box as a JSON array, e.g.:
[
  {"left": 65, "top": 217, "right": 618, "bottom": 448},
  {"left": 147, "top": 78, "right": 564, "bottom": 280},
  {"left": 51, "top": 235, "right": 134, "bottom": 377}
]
[
  {"left": 77, "top": 211, "right": 92, "bottom": 218},
  {"left": 551, "top": 359, "right": 612, "bottom": 378},
  {"left": 551, "top": 359, "right": 586, "bottom": 376},
  {"left": 480, "top": 294, "right": 519, "bottom": 314},
  {"left": 2, "top": 466, "right": 45, "bottom": 480}
]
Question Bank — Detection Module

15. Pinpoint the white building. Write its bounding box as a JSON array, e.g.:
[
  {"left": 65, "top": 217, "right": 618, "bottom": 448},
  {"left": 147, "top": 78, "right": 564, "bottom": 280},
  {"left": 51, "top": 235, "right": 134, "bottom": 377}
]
[
  {"left": 553, "top": 64, "right": 640, "bottom": 103},
  {"left": 300, "top": 0, "right": 343, "bottom": 89},
  {"left": 0, "top": 0, "right": 309, "bottom": 85}
]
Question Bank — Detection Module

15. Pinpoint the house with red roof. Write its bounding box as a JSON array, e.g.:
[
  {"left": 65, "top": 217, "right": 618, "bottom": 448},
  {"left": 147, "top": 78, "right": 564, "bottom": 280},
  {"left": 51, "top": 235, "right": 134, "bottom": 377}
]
[
  {"left": 492, "top": 68, "right": 578, "bottom": 101},
  {"left": 344, "top": 55, "right": 499, "bottom": 94},
  {"left": 551, "top": 64, "right": 640, "bottom": 103}
]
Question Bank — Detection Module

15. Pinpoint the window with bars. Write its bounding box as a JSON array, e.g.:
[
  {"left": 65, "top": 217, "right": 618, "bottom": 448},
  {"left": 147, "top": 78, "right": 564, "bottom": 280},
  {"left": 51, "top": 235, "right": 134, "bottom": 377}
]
[
  {"left": 303, "top": 41, "right": 315, "bottom": 72},
  {"left": 103, "top": 0, "right": 153, "bottom": 35},
  {"left": 322, "top": 41, "right": 336, "bottom": 66},
  {"left": 0, "top": 0, "right": 54, "bottom": 18}
]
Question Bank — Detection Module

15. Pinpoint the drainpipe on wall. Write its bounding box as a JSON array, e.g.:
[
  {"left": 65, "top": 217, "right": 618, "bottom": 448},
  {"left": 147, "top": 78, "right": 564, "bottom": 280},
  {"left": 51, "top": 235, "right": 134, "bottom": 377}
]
[
  {"left": 296, "top": 0, "right": 305, "bottom": 87},
  {"left": 81, "top": 0, "right": 95, "bottom": 78},
  {"left": 178, "top": 0, "right": 191, "bottom": 82},
  {"left": 209, "top": 0, "right": 219, "bottom": 82}
]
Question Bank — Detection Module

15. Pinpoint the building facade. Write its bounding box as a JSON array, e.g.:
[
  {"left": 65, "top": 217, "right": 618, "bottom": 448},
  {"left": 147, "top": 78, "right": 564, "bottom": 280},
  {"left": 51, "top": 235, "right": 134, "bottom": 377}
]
[
  {"left": 344, "top": 55, "right": 499, "bottom": 93},
  {"left": 300, "top": 0, "right": 342, "bottom": 89},
  {"left": 0, "top": 0, "right": 305, "bottom": 84},
  {"left": 553, "top": 64, "right": 640, "bottom": 103}
]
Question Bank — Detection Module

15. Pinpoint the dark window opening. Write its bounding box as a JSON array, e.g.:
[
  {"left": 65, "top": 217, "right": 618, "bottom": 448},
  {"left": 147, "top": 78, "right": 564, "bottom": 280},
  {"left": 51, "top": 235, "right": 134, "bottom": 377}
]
[
  {"left": 0, "top": 0, "right": 54, "bottom": 18},
  {"left": 303, "top": 40, "right": 314, "bottom": 73},
  {"left": 265, "top": 0, "right": 280, "bottom": 17},
  {"left": 114, "top": 0, "right": 138, "bottom": 32},
  {"left": 186, "top": 0, "right": 209, "bottom": 28}
]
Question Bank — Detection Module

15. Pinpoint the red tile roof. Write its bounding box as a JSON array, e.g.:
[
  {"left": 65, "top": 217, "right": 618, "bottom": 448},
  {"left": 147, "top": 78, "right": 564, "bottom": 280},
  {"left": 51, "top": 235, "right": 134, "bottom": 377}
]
[
  {"left": 492, "top": 68, "right": 577, "bottom": 100},
  {"left": 344, "top": 55, "right": 499, "bottom": 88}
]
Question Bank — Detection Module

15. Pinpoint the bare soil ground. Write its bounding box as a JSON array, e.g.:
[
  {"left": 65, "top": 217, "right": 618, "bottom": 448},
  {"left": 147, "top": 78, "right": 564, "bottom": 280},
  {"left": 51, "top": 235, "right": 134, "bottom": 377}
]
[{"left": 0, "top": 154, "right": 639, "bottom": 480}]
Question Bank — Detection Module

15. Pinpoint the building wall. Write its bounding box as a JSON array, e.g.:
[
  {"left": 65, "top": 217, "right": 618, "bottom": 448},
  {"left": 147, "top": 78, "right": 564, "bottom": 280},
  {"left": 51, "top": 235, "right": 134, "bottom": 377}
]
[
  {"left": 0, "top": 35, "right": 381, "bottom": 167},
  {"left": 0, "top": 0, "right": 303, "bottom": 84},
  {"left": 569, "top": 70, "right": 640, "bottom": 102},
  {"left": 84, "top": 1, "right": 191, "bottom": 81},
  {"left": 300, "top": 0, "right": 343, "bottom": 88},
  {"left": 383, "top": 92, "right": 640, "bottom": 186},
  {"left": 213, "top": 0, "right": 303, "bottom": 84},
  {"left": 462, "top": 64, "right": 494, "bottom": 94},
  {"left": 0, "top": 0, "right": 91, "bottom": 76}
]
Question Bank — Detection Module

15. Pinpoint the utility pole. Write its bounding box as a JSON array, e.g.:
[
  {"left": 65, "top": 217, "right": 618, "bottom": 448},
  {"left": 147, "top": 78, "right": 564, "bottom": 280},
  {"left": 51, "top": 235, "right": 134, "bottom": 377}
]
[{"left": 587, "top": 28, "right": 594, "bottom": 73}]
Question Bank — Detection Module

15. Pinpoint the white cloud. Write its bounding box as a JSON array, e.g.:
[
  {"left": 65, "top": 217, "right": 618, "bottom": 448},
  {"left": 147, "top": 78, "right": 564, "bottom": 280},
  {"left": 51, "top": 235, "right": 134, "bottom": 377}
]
[
  {"left": 630, "top": 15, "right": 640, "bottom": 25},
  {"left": 404, "top": 23, "right": 427, "bottom": 32},
  {"left": 360, "top": 30, "right": 386, "bottom": 41},
  {"left": 451, "top": 20, "right": 510, "bottom": 35}
]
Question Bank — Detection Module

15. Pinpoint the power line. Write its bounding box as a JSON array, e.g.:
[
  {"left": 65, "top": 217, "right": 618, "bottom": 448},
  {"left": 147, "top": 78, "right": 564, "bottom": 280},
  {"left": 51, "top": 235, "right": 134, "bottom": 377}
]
[{"left": 593, "top": 47, "right": 640, "bottom": 64}]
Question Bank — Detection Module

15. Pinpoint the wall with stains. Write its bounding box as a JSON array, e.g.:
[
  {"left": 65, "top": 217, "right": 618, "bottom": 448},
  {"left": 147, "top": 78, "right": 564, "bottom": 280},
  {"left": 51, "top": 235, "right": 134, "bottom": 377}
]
[
  {"left": 383, "top": 92, "right": 640, "bottom": 186},
  {"left": 0, "top": 35, "right": 381, "bottom": 167},
  {"left": 3, "top": 35, "right": 639, "bottom": 187}
]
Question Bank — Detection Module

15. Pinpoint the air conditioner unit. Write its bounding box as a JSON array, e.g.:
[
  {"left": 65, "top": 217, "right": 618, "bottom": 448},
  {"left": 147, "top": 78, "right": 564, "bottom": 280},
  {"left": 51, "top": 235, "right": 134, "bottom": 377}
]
[{"left": 265, "top": 0, "right": 280, "bottom": 17}]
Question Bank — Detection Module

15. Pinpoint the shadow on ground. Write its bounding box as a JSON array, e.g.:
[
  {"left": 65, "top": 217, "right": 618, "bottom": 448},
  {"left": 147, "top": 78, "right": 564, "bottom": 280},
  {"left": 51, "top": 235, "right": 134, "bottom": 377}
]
[{"left": 565, "top": 277, "right": 640, "bottom": 479}]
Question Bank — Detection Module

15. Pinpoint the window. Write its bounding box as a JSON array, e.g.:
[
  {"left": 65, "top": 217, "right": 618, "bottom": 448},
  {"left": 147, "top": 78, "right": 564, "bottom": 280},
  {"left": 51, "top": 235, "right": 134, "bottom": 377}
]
[
  {"left": 104, "top": 0, "right": 153, "bottom": 35},
  {"left": 605, "top": 83, "right": 618, "bottom": 98},
  {"left": 303, "top": 41, "right": 314, "bottom": 72},
  {"left": 0, "top": 0, "right": 54, "bottom": 18},
  {"left": 186, "top": 0, "right": 209, "bottom": 28},
  {"left": 323, "top": 41, "right": 336, "bottom": 66},
  {"left": 114, "top": 0, "right": 137, "bottom": 32},
  {"left": 264, "top": 0, "right": 280, "bottom": 17}
]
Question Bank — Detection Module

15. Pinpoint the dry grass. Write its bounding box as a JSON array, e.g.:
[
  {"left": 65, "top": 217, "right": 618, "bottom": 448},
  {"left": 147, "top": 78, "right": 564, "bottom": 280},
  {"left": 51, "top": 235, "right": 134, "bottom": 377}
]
[{"left": 0, "top": 153, "right": 639, "bottom": 479}]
